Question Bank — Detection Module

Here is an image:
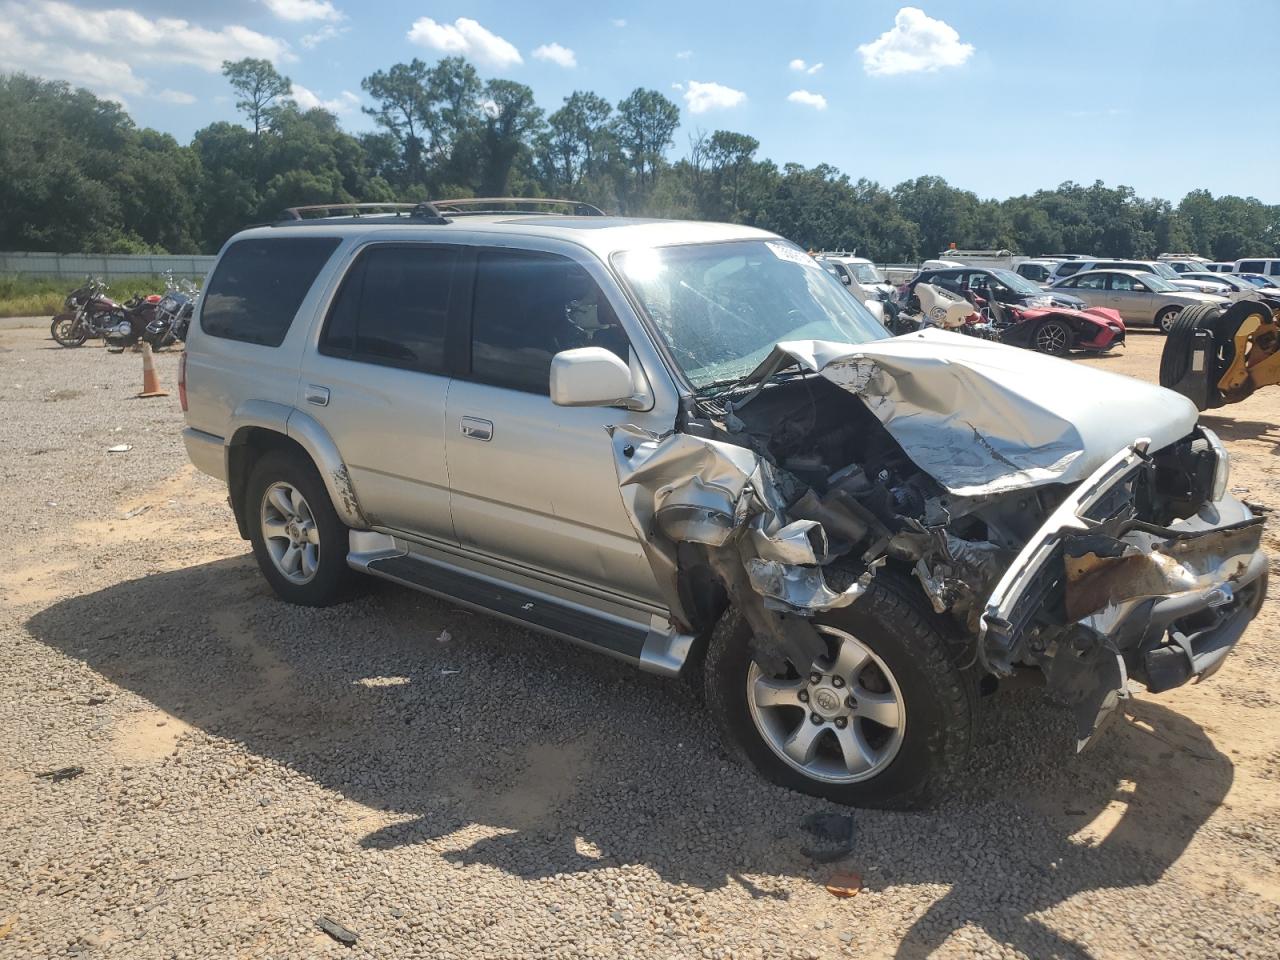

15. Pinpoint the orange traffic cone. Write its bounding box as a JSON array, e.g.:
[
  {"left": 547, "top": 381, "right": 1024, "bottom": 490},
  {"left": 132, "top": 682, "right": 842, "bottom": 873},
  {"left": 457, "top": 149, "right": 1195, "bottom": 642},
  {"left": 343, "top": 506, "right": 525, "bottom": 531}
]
[{"left": 137, "top": 342, "right": 169, "bottom": 398}]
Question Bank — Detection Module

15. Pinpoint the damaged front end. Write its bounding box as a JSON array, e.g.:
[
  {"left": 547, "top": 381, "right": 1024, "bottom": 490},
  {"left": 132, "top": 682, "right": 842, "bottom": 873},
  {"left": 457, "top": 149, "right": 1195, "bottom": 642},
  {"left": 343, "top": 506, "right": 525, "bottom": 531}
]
[
  {"left": 610, "top": 330, "right": 1268, "bottom": 750},
  {"left": 982, "top": 437, "right": 1267, "bottom": 748}
]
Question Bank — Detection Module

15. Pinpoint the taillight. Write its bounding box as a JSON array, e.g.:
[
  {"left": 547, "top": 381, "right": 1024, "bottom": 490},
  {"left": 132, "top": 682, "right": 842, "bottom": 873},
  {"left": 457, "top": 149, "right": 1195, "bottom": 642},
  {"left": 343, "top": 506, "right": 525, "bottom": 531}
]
[{"left": 178, "top": 350, "right": 188, "bottom": 412}]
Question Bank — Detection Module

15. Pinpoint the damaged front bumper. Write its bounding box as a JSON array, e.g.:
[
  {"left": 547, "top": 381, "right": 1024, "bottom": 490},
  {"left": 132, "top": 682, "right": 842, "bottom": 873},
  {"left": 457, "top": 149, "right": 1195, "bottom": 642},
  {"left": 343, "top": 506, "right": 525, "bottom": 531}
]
[{"left": 981, "top": 441, "right": 1268, "bottom": 748}]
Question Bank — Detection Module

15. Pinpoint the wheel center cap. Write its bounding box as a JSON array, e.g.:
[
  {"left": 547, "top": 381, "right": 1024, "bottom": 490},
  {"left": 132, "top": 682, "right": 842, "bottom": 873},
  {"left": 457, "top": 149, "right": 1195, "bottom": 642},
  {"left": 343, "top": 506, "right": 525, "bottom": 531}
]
[{"left": 812, "top": 686, "right": 843, "bottom": 717}]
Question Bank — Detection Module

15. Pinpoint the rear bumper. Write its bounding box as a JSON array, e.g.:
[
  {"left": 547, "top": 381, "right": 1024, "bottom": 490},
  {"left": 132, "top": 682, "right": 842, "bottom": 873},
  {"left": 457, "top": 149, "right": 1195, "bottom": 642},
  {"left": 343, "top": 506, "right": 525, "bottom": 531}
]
[
  {"left": 182, "top": 427, "right": 226, "bottom": 482},
  {"left": 981, "top": 441, "right": 1267, "bottom": 747}
]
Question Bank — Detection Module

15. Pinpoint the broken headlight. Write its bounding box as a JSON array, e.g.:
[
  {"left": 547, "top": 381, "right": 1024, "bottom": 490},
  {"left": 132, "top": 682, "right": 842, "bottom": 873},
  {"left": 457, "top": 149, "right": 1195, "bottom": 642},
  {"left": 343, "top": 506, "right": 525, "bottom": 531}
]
[{"left": 1201, "top": 427, "right": 1230, "bottom": 502}]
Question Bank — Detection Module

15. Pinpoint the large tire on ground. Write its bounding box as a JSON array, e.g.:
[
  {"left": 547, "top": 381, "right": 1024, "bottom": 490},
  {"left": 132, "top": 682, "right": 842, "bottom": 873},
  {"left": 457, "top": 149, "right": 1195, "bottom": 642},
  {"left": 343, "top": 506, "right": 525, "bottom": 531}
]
[
  {"left": 1155, "top": 305, "right": 1184, "bottom": 334},
  {"left": 1032, "top": 318, "right": 1072, "bottom": 356},
  {"left": 50, "top": 313, "right": 88, "bottom": 347},
  {"left": 704, "top": 574, "right": 976, "bottom": 809},
  {"left": 246, "top": 450, "right": 359, "bottom": 606},
  {"left": 1159, "top": 302, "right": 1222, "bottom": 394}
]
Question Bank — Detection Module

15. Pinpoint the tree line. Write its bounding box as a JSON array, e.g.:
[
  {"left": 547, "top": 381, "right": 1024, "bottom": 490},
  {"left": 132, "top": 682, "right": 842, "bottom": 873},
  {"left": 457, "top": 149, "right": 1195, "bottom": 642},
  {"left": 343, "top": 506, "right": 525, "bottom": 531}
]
[{"left": 1, "top": 59, "right": 1276, "bottom": 262}]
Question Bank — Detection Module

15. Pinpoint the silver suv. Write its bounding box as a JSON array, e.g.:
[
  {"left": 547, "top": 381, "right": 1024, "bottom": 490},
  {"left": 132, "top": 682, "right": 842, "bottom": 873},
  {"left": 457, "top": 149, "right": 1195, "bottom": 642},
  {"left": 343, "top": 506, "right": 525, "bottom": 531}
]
[{"left": 181, "top": 200, "right": 1267, "bottom": 808}]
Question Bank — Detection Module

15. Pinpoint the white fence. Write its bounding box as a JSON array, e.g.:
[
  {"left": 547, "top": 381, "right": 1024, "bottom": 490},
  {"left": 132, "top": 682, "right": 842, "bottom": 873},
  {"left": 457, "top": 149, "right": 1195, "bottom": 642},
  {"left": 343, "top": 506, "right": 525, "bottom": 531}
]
[{"left": 0, "top": 251, "right": 216, "bottom": 280}]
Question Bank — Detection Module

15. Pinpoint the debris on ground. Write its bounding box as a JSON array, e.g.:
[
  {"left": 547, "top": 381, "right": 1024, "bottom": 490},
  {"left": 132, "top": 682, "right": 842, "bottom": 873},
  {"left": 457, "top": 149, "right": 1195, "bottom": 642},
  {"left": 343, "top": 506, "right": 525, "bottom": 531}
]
[
  {"left": 436, "top": 629, "right": 451, "bottom": 644},
  {"left": 316, "top": 916, "right": 358, "bottom": 946},
  {"left": 122, "top": 505, "right": 152, "bottom": 519},
  {"left": 800, "top": 811, "right": 856, "bottom": 862},
  {"left": 35, "top": 766, "right": 84, "bottom": 782},
  {"left": 824, "top": 871, "right": 864, "bottom": 899},
  {"left": 106, "top": 444, "right": 131, "bottom": 453},
  {"left": 439, "top": 667, "right": 462, "bottom": 676}
]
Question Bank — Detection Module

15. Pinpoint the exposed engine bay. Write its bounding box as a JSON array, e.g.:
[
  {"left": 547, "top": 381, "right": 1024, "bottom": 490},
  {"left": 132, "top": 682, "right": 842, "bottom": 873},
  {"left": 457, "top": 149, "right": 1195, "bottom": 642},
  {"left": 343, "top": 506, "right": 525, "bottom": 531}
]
[{"left": 611, "top": 331, "right": 1267, "bottom": 748}]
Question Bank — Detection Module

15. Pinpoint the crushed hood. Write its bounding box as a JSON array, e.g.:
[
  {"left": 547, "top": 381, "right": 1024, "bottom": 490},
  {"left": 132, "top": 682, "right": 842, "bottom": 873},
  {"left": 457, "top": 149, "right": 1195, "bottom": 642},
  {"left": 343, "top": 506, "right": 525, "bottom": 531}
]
[{"left": 739, "top": 329, "right": 1199, "bottom": 497}]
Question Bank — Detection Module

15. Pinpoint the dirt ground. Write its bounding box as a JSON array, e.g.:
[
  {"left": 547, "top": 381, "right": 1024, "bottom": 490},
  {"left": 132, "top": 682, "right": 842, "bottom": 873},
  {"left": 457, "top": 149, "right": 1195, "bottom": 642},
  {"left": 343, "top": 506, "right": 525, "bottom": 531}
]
[{"left": 0, "top": 327, "right": 1277, "bottom": 959}]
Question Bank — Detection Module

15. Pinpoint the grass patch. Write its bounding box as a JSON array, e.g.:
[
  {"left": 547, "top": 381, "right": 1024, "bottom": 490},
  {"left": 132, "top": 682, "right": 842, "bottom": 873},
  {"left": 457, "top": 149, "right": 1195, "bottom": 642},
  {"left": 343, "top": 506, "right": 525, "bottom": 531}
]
[{"left": 0, "top": 275, "right": 203, "bottom": 319}]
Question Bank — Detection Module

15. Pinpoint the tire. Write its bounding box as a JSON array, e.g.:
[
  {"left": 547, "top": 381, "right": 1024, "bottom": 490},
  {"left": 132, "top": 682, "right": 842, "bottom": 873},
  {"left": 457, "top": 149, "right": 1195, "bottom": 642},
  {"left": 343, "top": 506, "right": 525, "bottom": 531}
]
[
  {"left": 246, "top": 450, "right": 358, "bottom": 606},
  {"left": 50, "top": 314, "right": 88, "bottom": 347},
  {"left": 1155, "top": 305, "right": 1183, "bottom": 334},
  {"left": 1032, "top": 318, "right": 1072, "bottom": 356},
  {"left": 703, "top": 574, "right": 976, "bottom": 809},
  {"left": 1159, "top": 302, "right": 1221, "bottom": 391}
]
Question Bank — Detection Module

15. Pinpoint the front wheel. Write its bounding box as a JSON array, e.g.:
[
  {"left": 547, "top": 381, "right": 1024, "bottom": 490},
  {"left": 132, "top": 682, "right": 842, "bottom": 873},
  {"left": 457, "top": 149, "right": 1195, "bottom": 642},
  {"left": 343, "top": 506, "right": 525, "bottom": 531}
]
[
  {"left": 704, "top": 576, "right": 975, "bottom": 809},
  {"left": 1155, "top": 305, "right": 1183, "bottom": 334},
  {"left": 1033, "top": 318, "right": 1072, "bottom": 356},
  {"left": 50, "top": 314, "right": 88, "bottom": 347}
]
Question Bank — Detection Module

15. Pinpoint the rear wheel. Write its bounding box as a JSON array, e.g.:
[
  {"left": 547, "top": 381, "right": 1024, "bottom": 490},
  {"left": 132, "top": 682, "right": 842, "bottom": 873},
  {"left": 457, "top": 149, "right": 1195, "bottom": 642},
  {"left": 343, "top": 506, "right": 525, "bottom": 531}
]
[
  {"left": 1155, "top": 305, "right": 1183, "bottom": 334},
  {"left": 1033, "top": 318, "right": 1072, "bottom": 356},
  {"left": 1159, "top": 302, "right": 1222, "bottom": 392},
  {"left": 50, "top": 314, "right": 88, "bottom": 347},
  {"left": 704, "top": 575, "right": 975, "bottom": 809},
  {"left": 246, "top": 450, "right": 358, "bottom": 606}
]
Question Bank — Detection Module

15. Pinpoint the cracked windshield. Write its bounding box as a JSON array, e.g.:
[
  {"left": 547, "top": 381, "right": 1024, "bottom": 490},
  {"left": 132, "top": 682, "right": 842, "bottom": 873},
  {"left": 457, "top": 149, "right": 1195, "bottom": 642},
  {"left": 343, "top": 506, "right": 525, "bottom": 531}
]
[{"left": 616, "top": 240, "right": 887, "bottom": 390}]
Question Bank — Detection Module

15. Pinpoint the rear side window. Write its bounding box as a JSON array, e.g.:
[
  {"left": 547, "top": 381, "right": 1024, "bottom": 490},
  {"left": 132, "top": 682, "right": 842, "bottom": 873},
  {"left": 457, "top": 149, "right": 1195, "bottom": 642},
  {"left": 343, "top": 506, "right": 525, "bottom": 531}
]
[
  {"left": 1055, "top": 262, "right": 1084, "bottom": 278},
  {"left": 321, "top": 244, "right": 458, "bottom": 373},
  {"left": 1238, "top": 260, "right": 1264, "bottom": 273},
  {"left": 202, "top": 237, "right": 340, "bottom": 346}
]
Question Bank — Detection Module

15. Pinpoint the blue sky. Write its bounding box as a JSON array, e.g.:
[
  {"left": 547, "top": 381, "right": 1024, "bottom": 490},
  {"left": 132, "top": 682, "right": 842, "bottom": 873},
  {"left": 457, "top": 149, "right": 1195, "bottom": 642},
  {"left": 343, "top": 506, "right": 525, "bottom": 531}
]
[{"left": 4, "top": 0, "right": 1278, "bottom": 203}]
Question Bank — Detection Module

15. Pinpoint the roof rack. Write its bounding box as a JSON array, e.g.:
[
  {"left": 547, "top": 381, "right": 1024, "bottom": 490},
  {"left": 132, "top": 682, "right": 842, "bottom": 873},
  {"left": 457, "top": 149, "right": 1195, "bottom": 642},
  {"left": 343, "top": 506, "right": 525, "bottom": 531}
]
[
  {"left": 431, "top": 197, "right": 605, "bottom": 217},
  {"left": 278, "top": 202, "right": 447, "bottom": 224}
]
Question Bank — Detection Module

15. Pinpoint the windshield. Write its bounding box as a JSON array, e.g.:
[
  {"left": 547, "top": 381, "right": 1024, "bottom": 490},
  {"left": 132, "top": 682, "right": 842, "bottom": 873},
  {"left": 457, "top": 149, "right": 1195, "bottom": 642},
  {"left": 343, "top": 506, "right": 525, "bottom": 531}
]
[
  {"left": 847, "top": 262, "right": 884, "bottom": 284},
  {"left": 1139, "top": 273, "right": 1178, "bottom": 292},
  {"left": 989, "top": 268, "right": 1045, "bottom": 295},
  {"left": 1148, "top": 262, "right": 1180, "bottom": 280},
  {"left": 615, "top": 240, "right": 888, "bottom": 390}
]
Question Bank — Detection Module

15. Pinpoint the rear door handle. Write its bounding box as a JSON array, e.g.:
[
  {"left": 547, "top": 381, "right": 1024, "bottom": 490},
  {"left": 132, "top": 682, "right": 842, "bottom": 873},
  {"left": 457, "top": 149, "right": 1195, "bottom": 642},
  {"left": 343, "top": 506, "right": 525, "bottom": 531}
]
[
  {"left": 460, "top": 417, "right": 493, "bottom": 441},
  {"left": 305, "top": 384, "right": 330, "bottom": 406}
]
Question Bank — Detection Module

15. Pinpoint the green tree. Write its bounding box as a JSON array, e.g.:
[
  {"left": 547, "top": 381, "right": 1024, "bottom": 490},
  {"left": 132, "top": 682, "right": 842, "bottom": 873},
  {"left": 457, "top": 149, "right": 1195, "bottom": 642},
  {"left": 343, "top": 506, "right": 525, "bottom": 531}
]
[
  {"left": 613, "top": 88, "right": 680, "bottom": 195},
  {"left": 221, "top": 58, "right": 292, "bottom": 142}
]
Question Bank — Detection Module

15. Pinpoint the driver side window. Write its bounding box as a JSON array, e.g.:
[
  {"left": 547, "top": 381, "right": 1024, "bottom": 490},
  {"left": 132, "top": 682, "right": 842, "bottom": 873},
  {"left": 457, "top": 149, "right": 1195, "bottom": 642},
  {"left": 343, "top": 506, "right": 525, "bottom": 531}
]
[
  {"left": 1074, "top": 274, "right": 1107, "bottom": 290},
  {"left": 469, "top": 249, "right": 629, "bottom": 395}
]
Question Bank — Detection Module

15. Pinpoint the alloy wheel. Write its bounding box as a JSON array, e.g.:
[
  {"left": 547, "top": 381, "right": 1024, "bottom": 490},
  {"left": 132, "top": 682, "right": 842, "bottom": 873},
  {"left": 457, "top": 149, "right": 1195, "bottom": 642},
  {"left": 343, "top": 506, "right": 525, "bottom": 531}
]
[
  {"left": 260, "top": 482, "right": 320, "bottom": 584},
  {"left": 747, "top": 625, "right": 906, "bottom": 784}
]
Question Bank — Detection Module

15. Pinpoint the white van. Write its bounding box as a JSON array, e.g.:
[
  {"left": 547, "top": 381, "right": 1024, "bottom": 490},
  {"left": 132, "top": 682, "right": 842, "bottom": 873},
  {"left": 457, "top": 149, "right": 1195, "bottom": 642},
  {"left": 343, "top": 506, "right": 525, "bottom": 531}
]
[{"left": 1233, "top": 258, "right": 1280, "bottom": 280}]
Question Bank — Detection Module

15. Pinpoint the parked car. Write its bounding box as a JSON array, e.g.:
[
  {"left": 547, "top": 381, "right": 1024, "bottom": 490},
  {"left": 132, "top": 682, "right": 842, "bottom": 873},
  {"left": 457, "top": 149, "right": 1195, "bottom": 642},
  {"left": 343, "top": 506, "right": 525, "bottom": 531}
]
[
  {"left": 908, "top": 266, "right": 1087, "bottom": 310},
  {"left": 1203, "top": 262, "right": 1235, "bottom": 273},
  {"left": 1236, "top": 273, "right": 1280, "bottom": 294},
  {"left": 180, "top": 200, "right": 1266, "bottom": 808},
  {"left": 816, "top": 254, "right": 895, "bottom": 303},
  {"left": 1179, "top": 272, "right": 1275, "bottom": 300},
  {"left": 1157, "top": 254, "right": 1214, "bottom": 274},
  {"left": 1013, "top": 259, "right": 1063, "bottom": 284},
  {"left": 1050, "top": 259, "right": 1229, "bottom": 294},
  {"left": 1050, "top": 269, "right": 1229, "bottom": 331},
  {"left": 1234, "top": 258, "right": 1280, "bottom": 281}
]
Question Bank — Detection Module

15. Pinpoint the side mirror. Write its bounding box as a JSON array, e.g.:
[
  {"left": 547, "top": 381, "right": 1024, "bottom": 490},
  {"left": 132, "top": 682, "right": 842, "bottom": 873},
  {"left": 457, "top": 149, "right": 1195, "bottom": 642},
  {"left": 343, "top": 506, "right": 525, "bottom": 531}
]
[{"left": 550, "top": 347, "right": 640, "bottom": 408}]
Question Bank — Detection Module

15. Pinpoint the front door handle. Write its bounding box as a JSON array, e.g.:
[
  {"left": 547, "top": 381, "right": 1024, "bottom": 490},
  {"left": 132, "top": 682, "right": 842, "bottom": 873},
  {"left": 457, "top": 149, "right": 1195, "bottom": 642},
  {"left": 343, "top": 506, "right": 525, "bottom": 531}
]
[
  {"left": 460, "top": 417, "right": 493, "bottom": 441},
  {"left": 305, "top": 384, "right": 330, "bottom": 406}
]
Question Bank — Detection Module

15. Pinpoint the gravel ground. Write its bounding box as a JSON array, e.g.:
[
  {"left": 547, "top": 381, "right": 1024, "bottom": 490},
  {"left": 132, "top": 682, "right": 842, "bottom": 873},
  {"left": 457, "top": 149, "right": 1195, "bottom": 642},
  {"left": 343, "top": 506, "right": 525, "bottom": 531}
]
[{"left": 1, "top": 328, "right": 1278, "bottom": 960}]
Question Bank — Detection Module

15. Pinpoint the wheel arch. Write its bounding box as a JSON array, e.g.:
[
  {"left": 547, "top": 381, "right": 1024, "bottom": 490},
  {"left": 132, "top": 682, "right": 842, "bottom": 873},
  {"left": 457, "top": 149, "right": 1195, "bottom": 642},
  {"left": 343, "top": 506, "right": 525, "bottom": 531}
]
[{"left": 225, "top": 402, "right": 367, "bottom": 538}]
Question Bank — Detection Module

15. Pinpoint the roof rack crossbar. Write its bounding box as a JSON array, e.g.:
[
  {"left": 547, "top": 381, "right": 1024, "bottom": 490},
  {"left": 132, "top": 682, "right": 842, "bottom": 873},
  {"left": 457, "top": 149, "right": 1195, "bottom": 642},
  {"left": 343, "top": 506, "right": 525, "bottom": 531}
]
[
  {"left": 431, "top": 197, "right": 605, "bottom": 217},
  {"left": 277, "top": 202, "right": 448, "bottom": 224}
]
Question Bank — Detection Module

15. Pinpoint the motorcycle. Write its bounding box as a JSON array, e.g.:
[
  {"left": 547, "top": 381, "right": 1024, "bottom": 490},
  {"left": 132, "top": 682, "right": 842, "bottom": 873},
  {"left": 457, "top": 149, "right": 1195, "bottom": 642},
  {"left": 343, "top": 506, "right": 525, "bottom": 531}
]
[
  {"left": 888, "top": 282, "right": 1124, "bottom": 355},
  {"left": 144, "top": 276, "right": 199, "bottom": 348},
  {"left": 50, "top": 277, "right": 163, "bottom": 349}
]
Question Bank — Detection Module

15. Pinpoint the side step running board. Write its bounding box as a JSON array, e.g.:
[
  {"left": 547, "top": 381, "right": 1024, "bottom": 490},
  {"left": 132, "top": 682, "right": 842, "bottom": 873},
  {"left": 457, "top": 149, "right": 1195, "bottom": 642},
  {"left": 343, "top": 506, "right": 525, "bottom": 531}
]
[{"left": 348, "top": 535, "right": 695, "bottom": 677}]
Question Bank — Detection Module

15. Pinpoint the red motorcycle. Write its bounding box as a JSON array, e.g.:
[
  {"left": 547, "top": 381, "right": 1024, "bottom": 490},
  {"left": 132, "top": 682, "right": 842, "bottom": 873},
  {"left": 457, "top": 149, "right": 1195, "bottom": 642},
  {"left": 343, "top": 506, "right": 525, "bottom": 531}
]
[{"left": 51, "top": 277, "right": 162, "bottom": 349}]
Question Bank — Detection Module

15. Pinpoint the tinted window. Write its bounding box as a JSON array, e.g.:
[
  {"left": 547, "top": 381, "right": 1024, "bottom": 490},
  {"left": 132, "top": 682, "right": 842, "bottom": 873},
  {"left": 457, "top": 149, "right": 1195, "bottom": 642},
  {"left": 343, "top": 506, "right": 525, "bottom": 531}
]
[
  {"left": 202, "top": 237, "right": 340, "bottom": 346},
  {"left": 321, "top": 244, "right": 457, "bottom": 373},
  {"left": 470, "top": 250, "right": 627, "bottom": 394},
  {"left": 1238, "top": 260, "right": 1265, "bottom": 273},
  {"left": 1055, "top": 262, "right": 1084, "bottom": 278}
]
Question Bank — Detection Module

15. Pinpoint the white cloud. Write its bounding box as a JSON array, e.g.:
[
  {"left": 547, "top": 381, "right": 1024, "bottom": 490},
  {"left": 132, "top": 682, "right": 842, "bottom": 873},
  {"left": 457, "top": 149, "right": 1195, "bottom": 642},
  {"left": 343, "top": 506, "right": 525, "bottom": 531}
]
[
  {"left": 155, "top": 89, "right": 196, "bottom": 104},
  {"left": 0, "top": 0, "right": 292, "bottom": 83},
  {"left": 787, "top": 89, "right": 827, "bottom": 110},
  {"left": 857, "top": 6, "right": 973, "bottom": 77},
  {"left": 610, "top": 18, "right": 627, "bottom": 27},
  {"left": 788, "top": 58, "right": 823, "bottom": 75},
  {"left": 300, "top": 23, "right": 347, "bottom": 48},
  {"left": 263, "top": 0, "right": 342, "bottom": 22},
  {"left": 532, "top": 42, "right": 576, "bottom": 68},
  {"left": 675, "top": 49, "right": 693, "bottom": 60},
  {"left": 682, "top": 80, "right": 746, "bottom": 114},
  {"left": 408, "top": 16, "right": 522, "bottom": 69},
  {"left": 291, "top": 85, "right": 359, "bottom": 113}
]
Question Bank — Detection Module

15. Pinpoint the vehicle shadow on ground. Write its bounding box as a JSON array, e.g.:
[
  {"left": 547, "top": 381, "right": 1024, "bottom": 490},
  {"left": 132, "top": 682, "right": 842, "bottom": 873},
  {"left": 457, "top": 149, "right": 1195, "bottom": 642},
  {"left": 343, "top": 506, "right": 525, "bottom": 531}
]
[
  {"left": 27, "top": 556, "right": 1233, "bottom": 957},
  {"left": 1199, "top": 414, "right": 1280, "bottom": 450}
]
